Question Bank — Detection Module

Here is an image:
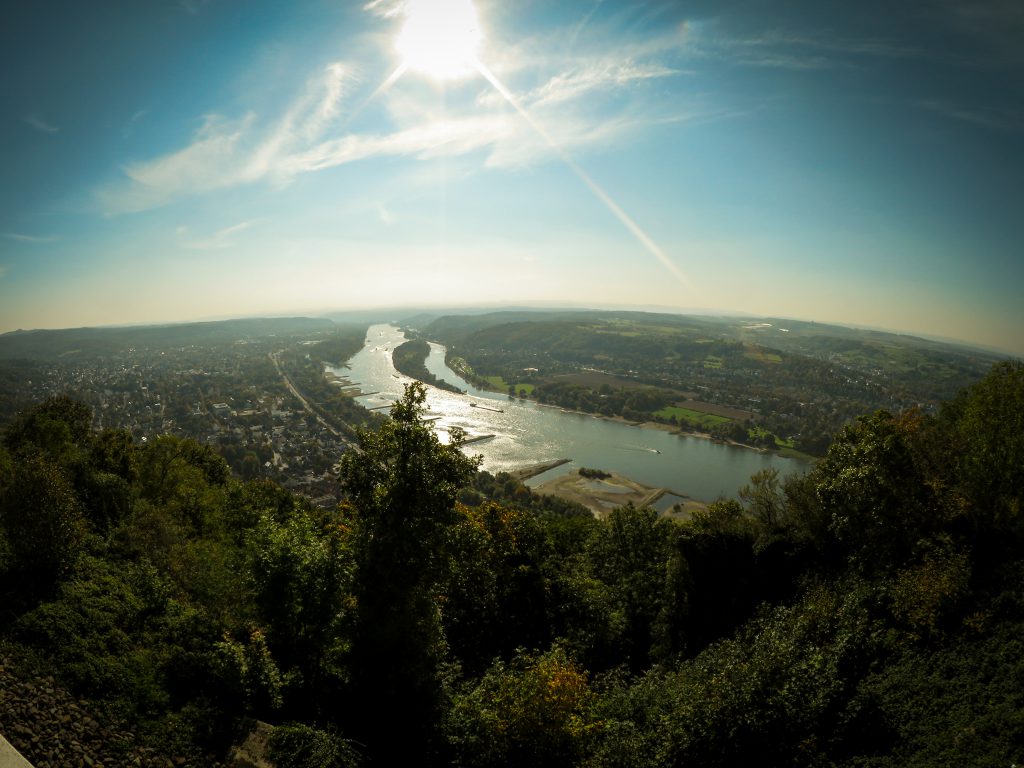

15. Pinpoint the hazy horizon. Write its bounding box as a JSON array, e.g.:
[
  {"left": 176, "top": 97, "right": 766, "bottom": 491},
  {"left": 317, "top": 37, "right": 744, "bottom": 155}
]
[
  {"left": 3, "top": 1, "right": 1022, "bottom": 354},
  {"left": 3, "top": 300, "right": 1017, "bottom": 359}
]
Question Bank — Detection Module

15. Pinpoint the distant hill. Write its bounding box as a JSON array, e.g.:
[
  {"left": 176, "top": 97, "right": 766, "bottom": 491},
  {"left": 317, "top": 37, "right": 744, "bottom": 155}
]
[
  {"left": 0, "top": 317, "right": 337, "bottom": 360},
  {"left": 424, "top": 309, "right": 1006, "bottom": 383}
]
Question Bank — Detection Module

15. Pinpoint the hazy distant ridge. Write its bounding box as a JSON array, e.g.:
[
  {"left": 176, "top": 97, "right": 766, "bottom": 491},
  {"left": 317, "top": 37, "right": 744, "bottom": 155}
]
[{"left": 0, "top": 317, "right": 337, "bottom": 360}]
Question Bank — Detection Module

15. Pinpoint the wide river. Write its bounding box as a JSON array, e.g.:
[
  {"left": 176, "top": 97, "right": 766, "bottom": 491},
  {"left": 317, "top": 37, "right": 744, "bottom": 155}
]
[{"left": 330, "top": 324, "right": 809, "bottom": 502}]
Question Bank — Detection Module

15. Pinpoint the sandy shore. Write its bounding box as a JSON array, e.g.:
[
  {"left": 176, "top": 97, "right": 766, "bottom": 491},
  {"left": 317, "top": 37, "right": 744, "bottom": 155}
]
[{"left": 531, "top": 468, "right": 707, "bottom": 520}]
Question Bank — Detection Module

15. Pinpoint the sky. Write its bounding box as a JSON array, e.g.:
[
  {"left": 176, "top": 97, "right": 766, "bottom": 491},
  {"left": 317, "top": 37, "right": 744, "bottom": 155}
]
[{"left": 1, "top": 0, "right": 1022, "bottom": 354}]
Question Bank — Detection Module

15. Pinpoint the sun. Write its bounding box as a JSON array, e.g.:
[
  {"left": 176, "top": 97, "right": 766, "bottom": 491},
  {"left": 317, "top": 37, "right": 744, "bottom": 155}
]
[{"left": 396, "top": 0, "right": 482, "bottom": 80}]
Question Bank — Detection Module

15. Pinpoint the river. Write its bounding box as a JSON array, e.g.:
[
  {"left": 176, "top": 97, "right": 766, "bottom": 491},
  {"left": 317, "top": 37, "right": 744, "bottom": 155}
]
[{"left": 329, "top": 324, "right": 808, "bottom": 502}]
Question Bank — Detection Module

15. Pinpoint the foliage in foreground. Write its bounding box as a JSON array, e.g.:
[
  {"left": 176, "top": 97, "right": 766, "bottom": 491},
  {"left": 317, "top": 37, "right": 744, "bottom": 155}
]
[{"left": 0, "top": 364, "right": 1022, "bottom": 766}]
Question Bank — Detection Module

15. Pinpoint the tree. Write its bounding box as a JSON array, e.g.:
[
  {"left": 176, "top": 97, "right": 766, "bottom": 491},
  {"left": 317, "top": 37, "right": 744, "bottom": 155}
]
[
  {"left": 812, "top": 410, "right": 939, "bottom": 570},
  {"left": 3, "top": 395, "right": 93, "bottom": 459},
  {"left": 739, "top": 467, "right": 784, "bottom": 529},
  {"left": 943, "top": 361, "right": 1024, "bottom": 543},
  {"left": 0, "top": 452, "right": 85, "bottom": 590},
  {"left": 586, "top": 504, "right": 674, "bottom": 671},
  {"left": 338, "top": 382, "right": 480, "bottom": 761},
  {"left": 441, "top": 501, "right": 551, "bottom": 675},
  {"left": 446, "top": 645, "right": 598, "bottom": 768},
  {"left": 246, "top": 507, "right": 354, "bottom": 710}
]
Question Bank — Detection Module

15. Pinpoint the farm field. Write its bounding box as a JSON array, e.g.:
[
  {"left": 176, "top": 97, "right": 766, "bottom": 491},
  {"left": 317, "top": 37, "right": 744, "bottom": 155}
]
[
  {"left": 484, "top": 375, "right": 535, "bottom": 395},
  {"left": 654, "top": 405, "right": 732, "bottom": 428}
]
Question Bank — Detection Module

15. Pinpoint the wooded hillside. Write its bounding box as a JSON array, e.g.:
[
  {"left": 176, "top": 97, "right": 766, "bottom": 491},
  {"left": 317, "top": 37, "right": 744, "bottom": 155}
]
[{"left": 1, "top": 362, "right": 1022, "bottom": 766}]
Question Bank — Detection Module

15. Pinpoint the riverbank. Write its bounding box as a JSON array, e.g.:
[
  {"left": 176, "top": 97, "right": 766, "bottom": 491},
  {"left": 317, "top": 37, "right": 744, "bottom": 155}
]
[
  {"left": 413, "top": 347, "right": 813, "bottom": 461},
  {"left": 534, "top": 404, "right": 812, "bottom": 460}
]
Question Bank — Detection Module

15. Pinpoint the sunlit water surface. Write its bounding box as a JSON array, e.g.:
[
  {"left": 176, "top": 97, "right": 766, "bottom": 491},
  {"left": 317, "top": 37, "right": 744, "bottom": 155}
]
[{"left": 330, "top": 324, "right": 809, "bottom": 501}]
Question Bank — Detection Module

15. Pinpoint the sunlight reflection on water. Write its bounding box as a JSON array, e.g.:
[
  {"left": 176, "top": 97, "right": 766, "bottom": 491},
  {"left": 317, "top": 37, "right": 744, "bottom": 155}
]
[{"left": 331, "top": 324, "right": 808, "bottom": 501}]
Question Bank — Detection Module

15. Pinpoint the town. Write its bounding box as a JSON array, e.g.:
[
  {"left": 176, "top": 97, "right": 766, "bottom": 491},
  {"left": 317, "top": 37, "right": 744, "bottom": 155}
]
[{"left": 0, "top": 319, "right": 377, "bottom": 509}]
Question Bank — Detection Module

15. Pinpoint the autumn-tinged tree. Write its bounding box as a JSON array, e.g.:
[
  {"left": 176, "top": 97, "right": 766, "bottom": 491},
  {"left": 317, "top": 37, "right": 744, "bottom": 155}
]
[
  {"left": 446, "top": 645, "right": 599, "bottom": 768},
  {"left": 441, "top": 500, "right": 551, "bottom": 674},
  {"left": 739, "top": 467, "right": 784, "bottom": 530}
]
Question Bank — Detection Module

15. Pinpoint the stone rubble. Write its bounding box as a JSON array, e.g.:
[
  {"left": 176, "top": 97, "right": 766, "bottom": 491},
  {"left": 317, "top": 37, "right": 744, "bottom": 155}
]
[{"left": 0, "top": 655, "right": 203, "bottom": 768}]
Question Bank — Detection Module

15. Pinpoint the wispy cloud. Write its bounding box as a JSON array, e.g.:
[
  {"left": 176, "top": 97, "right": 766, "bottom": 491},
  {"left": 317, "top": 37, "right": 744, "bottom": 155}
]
[
  {"left": 916, "top": 99, "right": 1018, "bottom": 131},
  {"left": 101, "top": 113, "right": 257, "bottom": 213},
  {"left": 24, "top": 114, "right": 60, "bottom": 134},
  {"left": 377, "top": 203, "right": 395, "bottom": 225},
  {"left": 687, "top": 26, "right": 921, "bottom": 71},
  {"left": 178, "top": 0, "right": 209, "bottom": 14},
  {"left": 4, "top": 232, "right": 61, "bottom": 244},
  {"left": 178, "top": 221, "right": 255, "bottom": 250},
  {"left": 121, "top": 109, "right": 148, "bottom": 139},
  {"left": 98, "top": 62, "right": 360, "bottom": 214},
  {"left": 362, "top": 0, "right": 404, "bottom": 20},
  {"left": 484, "top": 59, "right": 682, "bottom": 110},
  {"left": 96, "top": 34, "right": 688, "bottom": 216},
  {"left": 96, "top": 2, "right": 722, "bottom": 217},
  {"left": 745, "top": 31, "right": 920, "bottom": 60}
]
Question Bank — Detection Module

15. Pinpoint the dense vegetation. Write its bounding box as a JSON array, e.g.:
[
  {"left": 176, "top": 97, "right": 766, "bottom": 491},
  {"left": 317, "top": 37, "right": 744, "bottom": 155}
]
[{"left": 1, "top": 361, "right": 1023, "bottom": 766}]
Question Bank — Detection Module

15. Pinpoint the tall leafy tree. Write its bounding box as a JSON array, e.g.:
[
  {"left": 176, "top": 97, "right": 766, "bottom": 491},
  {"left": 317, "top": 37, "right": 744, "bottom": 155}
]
[
  {"left": 943, "top": 360, "right": 1024, "bottom": 543},
  {"left": 0, "top": 452, "right": 85, "bottom": 594},
  {"left": 812, "top": 410, "right": 940, "bottom": 571},
  {"left": 3, "top": 395, "right": 93, "bottom": 460},
  {"left": 586, "top": 504, "right": 674, "bottom": 671},
  {"left": 339, "top": 383, "right": 479, "bottom": 761}
]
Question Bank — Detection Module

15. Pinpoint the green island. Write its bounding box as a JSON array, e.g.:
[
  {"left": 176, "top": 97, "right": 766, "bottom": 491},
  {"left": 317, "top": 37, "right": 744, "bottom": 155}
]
[
  {"left": 392, "top": 339, "right": 464, "bottom": 394},
  {"left": 0, "top": 357, "right": 1023, "bottom": 767}
]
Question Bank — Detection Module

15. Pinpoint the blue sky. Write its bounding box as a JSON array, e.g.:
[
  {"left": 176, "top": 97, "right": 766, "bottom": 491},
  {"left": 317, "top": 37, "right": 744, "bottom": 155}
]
[{"left": 2, "top": 0, "right": 1022, "bottom": 354}]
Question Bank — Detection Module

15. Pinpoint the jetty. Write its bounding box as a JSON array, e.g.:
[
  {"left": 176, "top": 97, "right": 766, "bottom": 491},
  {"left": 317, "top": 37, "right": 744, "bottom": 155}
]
[
  {"left": 507, "top": 458, "right": 571, "bottom": 482},
  {"left": 469, "top": 402, "right": 504, "bottom": 413}
]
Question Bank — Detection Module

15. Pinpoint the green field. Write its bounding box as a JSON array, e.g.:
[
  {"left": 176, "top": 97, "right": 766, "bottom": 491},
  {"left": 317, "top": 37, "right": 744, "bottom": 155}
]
[
  {"left": 746, "top": 349, "right": 783, "bottom": 364},
  {"left": 485, "top": 375, "right": 534, "bottom": 395},
  {"left": 703, "top": 356, "right": 724, "bottom": 369},
  {"left": 655, "top": 405, "right": 731, "bottom": 428}
]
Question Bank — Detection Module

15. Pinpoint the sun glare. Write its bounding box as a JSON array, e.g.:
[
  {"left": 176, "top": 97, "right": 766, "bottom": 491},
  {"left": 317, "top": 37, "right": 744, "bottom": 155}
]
[{"left": 396, "top": 0, "right": 482, "bottom": 80}]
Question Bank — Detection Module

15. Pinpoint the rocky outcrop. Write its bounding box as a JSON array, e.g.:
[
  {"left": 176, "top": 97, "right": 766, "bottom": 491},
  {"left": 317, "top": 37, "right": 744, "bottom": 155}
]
[{"left": 0, "top": 655, "right": 188, "bottom": 768}]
